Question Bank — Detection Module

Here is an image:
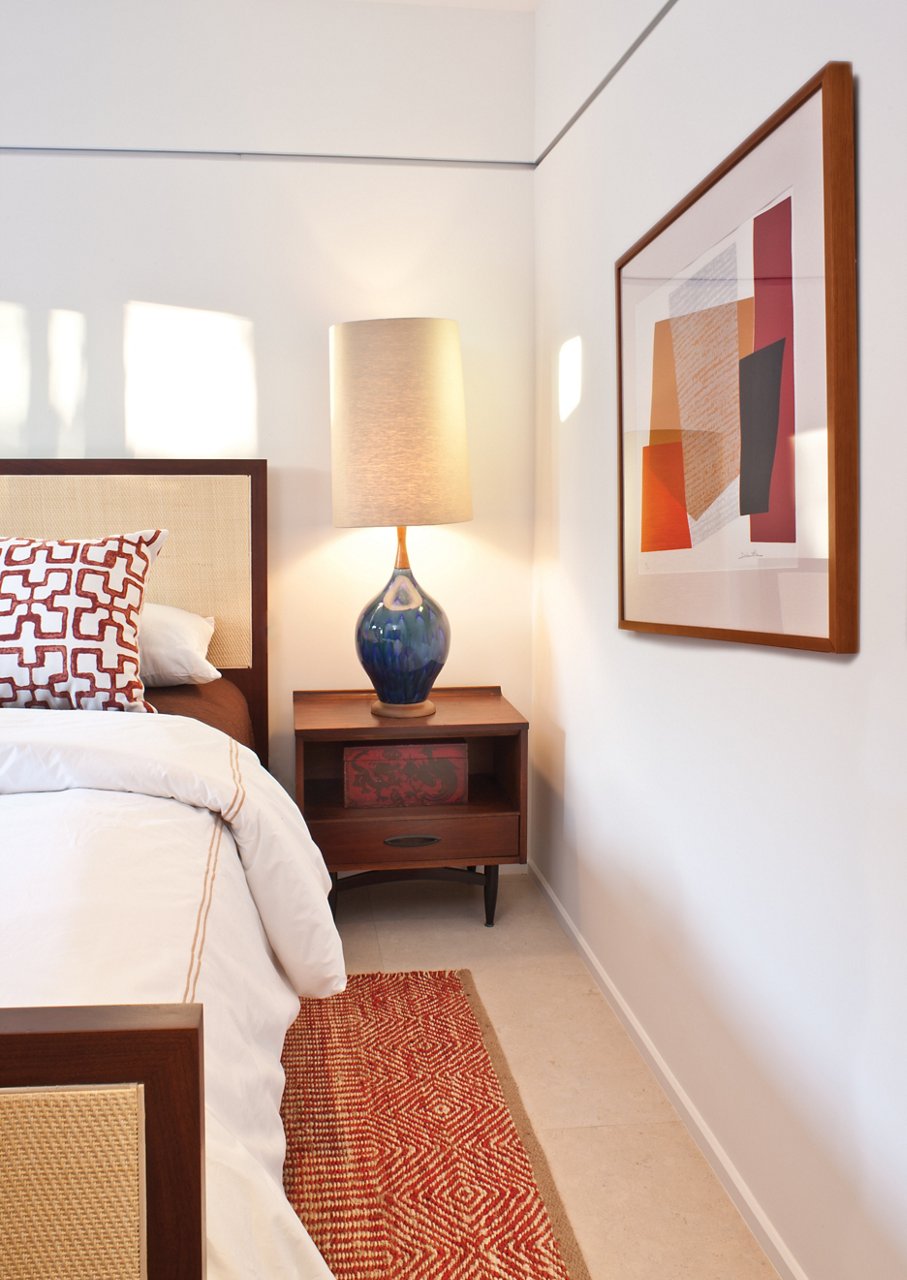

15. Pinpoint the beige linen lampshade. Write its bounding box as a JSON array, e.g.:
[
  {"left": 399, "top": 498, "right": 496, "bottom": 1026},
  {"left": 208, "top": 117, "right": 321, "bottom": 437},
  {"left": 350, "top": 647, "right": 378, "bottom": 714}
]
[
  {"left": 330, "top": 317, "right": 472, "bottom": 527},
  {"left": 329, "top": 316, "right": 471, "bottom": 718}
]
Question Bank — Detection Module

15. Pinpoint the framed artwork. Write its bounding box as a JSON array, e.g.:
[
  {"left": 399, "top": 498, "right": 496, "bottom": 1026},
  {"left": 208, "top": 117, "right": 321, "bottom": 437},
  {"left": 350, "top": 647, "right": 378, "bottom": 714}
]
[{"left": 616, "top": 62, "right": 857, "bottom": 651}]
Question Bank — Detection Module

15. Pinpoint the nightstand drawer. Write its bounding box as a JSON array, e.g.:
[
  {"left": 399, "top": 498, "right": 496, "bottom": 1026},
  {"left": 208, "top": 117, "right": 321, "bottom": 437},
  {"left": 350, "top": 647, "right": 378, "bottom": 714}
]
[{"left": 308, "top": 812, "right": 519, "bottom": 871}]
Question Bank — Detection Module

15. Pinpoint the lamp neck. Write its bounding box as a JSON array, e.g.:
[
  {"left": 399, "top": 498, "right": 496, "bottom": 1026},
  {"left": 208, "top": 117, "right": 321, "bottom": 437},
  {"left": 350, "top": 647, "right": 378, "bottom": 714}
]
[{"left": 394, "top": 525, "right": 411, "bottom": 571}]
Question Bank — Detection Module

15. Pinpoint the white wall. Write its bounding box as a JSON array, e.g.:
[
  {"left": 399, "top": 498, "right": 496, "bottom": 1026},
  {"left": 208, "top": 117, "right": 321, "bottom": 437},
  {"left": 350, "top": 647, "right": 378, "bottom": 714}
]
[
  {"left": 0, "top": 0, "right": 536, "bottom": 787},
  {"left": 533, "top": 2, "right": 907, "bottom": 1278}
]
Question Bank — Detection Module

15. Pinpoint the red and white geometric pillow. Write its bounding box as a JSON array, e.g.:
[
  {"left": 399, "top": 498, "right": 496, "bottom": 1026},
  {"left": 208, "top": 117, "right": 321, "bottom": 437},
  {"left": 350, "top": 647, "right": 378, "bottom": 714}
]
[{"left": 0, "top": 529, "right": 168, "bottom": 712}]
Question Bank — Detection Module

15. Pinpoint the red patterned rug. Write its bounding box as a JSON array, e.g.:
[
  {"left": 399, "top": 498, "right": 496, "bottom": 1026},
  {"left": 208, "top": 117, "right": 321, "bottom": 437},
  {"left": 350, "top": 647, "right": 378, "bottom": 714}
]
[{"left": 281, "top": 970, "right": 590, "bottom": 1280}]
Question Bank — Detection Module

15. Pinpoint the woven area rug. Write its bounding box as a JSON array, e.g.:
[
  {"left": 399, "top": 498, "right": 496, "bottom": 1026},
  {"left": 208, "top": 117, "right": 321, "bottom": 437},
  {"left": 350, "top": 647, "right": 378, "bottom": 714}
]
[{"left": 281, "top": 970, "right": 591, "bottom": 1280}]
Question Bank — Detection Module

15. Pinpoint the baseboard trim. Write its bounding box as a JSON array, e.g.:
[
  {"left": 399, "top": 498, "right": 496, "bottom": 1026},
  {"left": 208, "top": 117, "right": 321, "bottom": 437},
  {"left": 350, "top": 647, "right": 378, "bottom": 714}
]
[{"left": 528, "top": 860, "right": 809, "bottom": 1280}]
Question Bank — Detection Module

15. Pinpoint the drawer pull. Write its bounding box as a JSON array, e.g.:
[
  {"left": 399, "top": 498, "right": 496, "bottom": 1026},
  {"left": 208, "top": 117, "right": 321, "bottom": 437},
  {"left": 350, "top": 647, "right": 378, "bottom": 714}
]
[{"left": 383, "top": 834, "right": 441, "bottom": 849}]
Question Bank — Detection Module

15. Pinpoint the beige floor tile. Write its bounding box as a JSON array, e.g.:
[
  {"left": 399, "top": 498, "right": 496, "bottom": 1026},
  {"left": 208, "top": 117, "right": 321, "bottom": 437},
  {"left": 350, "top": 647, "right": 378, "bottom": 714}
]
[
  {"left": 351, "top": 872, "right": 577, "bottom": 974},
  {"left": 337, "top": 917, "right": 383, "bottom": 974},
  {"left": 471, "top": 963, "right": 676, "bottom": 1129},
  {"left": 540, "top": 1123, "right": 778, "bottom": 1280},
  {"left": 332, "top": 883, "right": 383, "bottom": 974},
  {"left": 335, "top": 871, "right": 779, "bottom": 1280}
]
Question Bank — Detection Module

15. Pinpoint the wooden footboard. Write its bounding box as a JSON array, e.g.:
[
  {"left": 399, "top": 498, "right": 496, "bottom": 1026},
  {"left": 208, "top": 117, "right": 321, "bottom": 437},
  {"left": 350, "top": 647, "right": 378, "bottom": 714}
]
[{"left": 0, "top": 1004, "right": 204, "bottom": 1280}]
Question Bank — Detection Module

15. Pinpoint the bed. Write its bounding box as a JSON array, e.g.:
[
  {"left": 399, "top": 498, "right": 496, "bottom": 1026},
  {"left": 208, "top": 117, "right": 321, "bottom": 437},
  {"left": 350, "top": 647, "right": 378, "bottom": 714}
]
[{"left": 0, "top": 460, "right": 345, "bottom": 1279}]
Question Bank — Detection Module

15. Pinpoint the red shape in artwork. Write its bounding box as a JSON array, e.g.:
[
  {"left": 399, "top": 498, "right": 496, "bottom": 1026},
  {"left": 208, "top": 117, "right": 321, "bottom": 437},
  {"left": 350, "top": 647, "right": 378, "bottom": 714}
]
[
  {"left": 750, "top": 197, "right": 796, "bottom": 542},
  {"left": 641, "top": 440, "right": 692, "bottom": 552}
]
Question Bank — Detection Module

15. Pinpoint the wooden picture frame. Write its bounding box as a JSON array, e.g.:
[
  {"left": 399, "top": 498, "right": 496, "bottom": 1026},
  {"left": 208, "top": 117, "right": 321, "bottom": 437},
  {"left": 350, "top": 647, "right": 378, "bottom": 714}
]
[{"left": 616, "top": 62, "right": 857, "bottom": 651}]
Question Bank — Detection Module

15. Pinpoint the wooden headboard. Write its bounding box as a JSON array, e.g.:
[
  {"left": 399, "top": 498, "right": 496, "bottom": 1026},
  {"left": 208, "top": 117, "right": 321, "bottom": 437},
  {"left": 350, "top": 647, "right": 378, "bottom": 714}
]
[{"left": 0, "top": 459, "right": 269, "bottom": 761}]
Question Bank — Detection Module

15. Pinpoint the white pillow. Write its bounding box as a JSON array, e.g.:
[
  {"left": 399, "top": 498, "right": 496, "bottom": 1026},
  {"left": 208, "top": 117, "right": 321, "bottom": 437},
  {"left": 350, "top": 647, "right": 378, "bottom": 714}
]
[{"left": 139, "top": 602, "right": 221, "bottom": 687}]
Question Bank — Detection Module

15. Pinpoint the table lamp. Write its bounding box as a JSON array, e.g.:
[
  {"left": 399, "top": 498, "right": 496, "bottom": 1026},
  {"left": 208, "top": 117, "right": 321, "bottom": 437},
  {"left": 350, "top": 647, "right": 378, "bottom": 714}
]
[{"left": 330, "top": 316, "right": 472, "bottom": 717}]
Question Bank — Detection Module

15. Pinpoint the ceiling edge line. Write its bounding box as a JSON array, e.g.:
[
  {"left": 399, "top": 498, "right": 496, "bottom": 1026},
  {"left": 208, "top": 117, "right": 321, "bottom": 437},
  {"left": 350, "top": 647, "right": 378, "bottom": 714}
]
[{"left": 533, "top": 0, "right": 683, "bottom": 168}]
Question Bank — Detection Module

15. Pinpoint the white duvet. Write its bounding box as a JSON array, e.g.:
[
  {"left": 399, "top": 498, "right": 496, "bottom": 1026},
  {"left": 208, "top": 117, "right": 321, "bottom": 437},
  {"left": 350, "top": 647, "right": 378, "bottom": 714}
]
[{"left": 0, "top": 708, "right": 345, "bottom": 1280}]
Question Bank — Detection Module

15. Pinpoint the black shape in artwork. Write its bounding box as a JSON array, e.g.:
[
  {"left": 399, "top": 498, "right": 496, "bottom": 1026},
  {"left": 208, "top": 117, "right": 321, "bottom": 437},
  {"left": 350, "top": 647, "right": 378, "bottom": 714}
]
[{"left": 739, "top": 337, "right": 786, "bottom": 515}]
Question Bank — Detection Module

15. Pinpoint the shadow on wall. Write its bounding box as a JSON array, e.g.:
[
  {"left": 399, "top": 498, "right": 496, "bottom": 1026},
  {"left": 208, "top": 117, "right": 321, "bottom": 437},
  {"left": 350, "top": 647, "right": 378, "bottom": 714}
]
[
  {"left": 528, "top": 568, "right": 906, "bottom": 1278},
  {"left": 530, "top": 740, "right": 907, "bottom": 1280},
  {"left": 611, "top": 857, "right": 907, "bottom": 1280},
  {"left": 529, "top": 711, "right": 568, "bottom": 892},
  {"left": 0, "top": 299, "right": 259, "bottom": 458}
]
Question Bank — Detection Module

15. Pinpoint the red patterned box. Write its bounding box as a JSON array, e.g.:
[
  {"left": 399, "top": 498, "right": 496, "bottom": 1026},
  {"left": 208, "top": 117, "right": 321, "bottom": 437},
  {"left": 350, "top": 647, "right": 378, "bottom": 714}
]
[{"left": 343, "top": 742, "right": 468, "bottom": 808}]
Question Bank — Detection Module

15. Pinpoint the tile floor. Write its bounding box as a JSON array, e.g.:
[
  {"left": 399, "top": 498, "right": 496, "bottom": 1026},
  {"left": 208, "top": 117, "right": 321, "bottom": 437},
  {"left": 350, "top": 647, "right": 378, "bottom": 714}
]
[{"left": 336, "top": 868, "right": 780, "bottom": 1280}]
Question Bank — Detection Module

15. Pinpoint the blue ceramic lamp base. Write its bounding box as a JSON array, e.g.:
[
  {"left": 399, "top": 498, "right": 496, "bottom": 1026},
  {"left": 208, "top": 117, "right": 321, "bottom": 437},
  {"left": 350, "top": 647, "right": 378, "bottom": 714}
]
[{"left": 355, "top": 527, "right": 450, "bottom": 718}]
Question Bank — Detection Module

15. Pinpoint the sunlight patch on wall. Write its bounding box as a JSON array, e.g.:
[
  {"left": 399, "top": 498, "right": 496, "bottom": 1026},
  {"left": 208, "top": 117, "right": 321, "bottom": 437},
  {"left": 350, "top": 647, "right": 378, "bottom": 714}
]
[
  {"left": 48, "top": 309, "right": 87, "bottom": 454},
  {"left": 558, "top": 335, "right": 582, "bottom": 423},
  {"left": 0, "top": 303, "right": 30, "bottom": 452},
  {"left": 124, "top": 302, "right": 258, "bottom": 457},
  {"left": 794, "top": 425, "right": 830, "bottom": 559}
]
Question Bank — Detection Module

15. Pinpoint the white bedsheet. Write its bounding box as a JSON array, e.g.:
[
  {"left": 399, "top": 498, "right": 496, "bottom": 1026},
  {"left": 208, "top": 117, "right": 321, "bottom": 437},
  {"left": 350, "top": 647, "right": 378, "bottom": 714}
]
[{"left": 0, "top": 708, "right": 345, "bottom": 1280}]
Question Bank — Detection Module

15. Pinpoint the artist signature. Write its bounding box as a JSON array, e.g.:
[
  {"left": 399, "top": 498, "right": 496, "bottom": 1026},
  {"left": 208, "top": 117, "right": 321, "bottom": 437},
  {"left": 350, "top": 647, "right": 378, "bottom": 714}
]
[{"left": 738, "top": 551, "right": 765, "bottom": 560}]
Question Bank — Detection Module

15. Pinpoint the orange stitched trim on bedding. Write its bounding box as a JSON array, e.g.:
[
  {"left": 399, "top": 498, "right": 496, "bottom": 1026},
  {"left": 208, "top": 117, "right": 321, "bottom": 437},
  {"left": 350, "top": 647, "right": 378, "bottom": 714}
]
[
  {"left": 182, "top": 738, "right": 247, "bottom": 1001},
  {"left": 182, "top": 815, "right": 225, "bottom": 1004},
  {"left": 222, "top": 736, "right": 246, "bottom": 825}
]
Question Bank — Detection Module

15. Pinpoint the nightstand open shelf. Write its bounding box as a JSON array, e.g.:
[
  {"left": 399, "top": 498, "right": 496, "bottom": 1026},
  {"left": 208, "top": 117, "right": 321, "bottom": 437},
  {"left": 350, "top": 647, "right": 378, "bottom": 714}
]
[
  {"left": 301, "top": 770, "right": 517, "bottom": 819},
  {"left": 293, "top": 686, "right": 528, "bottom": 925}
]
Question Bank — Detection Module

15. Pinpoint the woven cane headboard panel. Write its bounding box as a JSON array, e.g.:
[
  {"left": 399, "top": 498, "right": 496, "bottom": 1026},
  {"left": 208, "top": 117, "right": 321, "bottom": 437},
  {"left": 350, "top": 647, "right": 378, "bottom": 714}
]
[
  {"left": 0, "top": 1004, "right": 204, "bottom": 1280},
  {"left": 0, "top": 460, "right": 268, "bottom": 759},
  {"left": 0, "top": 472, "right": 252, "bottom": 669},
  {"left": 0, "top": 1083, "right": 147, "bottom": 1279}
]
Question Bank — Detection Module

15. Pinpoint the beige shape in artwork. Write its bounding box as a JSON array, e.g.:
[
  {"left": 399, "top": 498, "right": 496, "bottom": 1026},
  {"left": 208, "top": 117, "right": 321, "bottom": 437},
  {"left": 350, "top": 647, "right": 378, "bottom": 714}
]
[{"left": 670, "top": 299, "right": 743, "bottom": 521}]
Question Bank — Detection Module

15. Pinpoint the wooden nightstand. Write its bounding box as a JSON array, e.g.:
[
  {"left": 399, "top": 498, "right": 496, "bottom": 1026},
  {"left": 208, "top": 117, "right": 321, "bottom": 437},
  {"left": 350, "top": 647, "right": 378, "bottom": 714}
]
[{"left": 293, "top": 686, "right": 528, "bottom": 926}]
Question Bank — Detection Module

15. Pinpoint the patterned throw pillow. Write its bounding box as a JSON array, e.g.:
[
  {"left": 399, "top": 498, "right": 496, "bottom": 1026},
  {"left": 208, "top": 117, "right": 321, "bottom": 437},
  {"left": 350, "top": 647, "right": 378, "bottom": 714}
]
[{"left": 0, "top": 529, "right": 168, "bottom": 712}]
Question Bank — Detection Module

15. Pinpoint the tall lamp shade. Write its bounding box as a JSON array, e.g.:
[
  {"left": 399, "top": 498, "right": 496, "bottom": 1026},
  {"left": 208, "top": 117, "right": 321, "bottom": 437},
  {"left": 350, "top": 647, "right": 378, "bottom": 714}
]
[{"left": 330, "top": 317, "right": 472, "bottom": 717}]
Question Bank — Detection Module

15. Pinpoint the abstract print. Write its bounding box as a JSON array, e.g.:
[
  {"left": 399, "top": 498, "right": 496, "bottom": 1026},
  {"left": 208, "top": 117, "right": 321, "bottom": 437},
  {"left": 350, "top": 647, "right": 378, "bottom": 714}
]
[{"left": 640, "top": 197, "right": 795, "bottom": 554}]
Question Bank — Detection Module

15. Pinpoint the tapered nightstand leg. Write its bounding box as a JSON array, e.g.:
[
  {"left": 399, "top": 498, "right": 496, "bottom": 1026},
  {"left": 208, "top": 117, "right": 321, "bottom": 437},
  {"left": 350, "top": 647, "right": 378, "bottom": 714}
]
[
  {"left": 329, "top": 873, "right": 338, "bottom": 919},
  {"left": 483, "top": 865, "right": 499, "bottom": 927}
]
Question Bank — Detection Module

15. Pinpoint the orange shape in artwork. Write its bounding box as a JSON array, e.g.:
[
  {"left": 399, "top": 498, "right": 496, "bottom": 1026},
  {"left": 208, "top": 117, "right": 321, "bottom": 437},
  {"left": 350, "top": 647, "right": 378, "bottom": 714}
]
[
  {"left": 737, "top": 296, "right": 755, "bottom": 359},
  {"left": 641, "top": 440, "right": 692, "bottom": 552},
  {"left": 649, "top": 318, "right": 682, "bottom": 445}
]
